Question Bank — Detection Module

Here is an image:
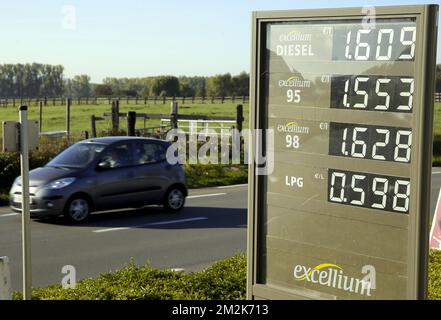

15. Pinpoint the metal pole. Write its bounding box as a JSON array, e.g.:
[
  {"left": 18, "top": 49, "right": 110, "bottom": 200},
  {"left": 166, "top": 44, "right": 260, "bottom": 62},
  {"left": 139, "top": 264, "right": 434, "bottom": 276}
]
[
  {"left": 19, "top": 105, "right": 31, "bottom": 300},
  {"left": 0, "top": 256, "right": 11, "bottom": 300}
]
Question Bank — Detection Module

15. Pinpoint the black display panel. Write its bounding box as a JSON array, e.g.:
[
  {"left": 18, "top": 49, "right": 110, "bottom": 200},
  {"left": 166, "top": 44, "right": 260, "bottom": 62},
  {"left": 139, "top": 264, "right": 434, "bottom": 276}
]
[
  {"left": 332, "top": 22, "right": 417, "bottom": 61},
  {"left": 329, "top": 122, "right": 412, "bottom": 163},
  {"left": 331, "top": 75, "right": 414, "bottom": 112},
  {"left": 328, "top": 169, "right": 410, "bottom": 214}
]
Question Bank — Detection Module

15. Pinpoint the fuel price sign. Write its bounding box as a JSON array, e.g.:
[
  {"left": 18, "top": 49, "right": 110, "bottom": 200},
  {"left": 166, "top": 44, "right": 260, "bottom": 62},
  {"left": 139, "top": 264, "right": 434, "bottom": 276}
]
[{"left": 247, "top": 5, "right": 438, "bottom": 300}]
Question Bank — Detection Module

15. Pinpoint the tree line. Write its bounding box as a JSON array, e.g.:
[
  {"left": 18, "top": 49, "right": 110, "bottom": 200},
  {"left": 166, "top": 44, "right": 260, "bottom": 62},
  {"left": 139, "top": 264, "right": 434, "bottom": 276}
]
[{"left": 0, "top": 63, "right": 249, "bottom": 98}]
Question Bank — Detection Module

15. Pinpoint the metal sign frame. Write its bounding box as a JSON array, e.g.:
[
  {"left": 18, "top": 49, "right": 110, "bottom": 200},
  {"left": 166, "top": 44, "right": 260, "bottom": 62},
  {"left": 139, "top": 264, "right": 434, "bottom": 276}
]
[{"left": 247, "top": 5, "right": 438, "bottom": 300}]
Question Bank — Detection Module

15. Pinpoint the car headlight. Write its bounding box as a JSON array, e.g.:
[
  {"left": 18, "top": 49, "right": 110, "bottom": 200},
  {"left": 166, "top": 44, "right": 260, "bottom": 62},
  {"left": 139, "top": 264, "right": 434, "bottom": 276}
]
[{"left": 43, "top": 177, "right": 76, "bottom": 189}]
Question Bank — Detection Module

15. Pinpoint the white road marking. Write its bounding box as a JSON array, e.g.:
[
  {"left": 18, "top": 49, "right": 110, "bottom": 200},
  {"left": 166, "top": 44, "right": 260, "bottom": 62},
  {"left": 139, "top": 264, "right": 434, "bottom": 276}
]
[
  {"left": 216, "top": 184, "right": 248, "bottom": 189},
  {"left": 433, "top": 172, "right": 441, "bottom": 175},
  {"left": 93, "top": 217, "right": 208, "bottom": 233},
  {"left": 187, "top": 193, "right": 226, "bottom": 199},
  {"left": 0, "top": 213, "right": 19, "bottom": 218}
]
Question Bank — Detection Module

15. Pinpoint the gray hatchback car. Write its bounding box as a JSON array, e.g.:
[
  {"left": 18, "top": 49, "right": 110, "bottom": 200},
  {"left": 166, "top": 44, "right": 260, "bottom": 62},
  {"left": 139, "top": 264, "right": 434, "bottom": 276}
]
[{"left": 9, "top": 137, "right": 187, "bottom": 222}]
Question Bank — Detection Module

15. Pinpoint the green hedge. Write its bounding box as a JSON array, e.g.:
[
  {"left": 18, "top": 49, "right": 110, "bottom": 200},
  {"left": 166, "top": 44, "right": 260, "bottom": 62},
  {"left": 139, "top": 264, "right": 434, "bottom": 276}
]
[
  {"left": 11, "top": 250, "right": 441, "bottom": 300},
  {"left": 429, "top": 249, "right": 441, "bottom": 300},
  {"left": 13, "top": 254, "right": 247, "bottom": 300}
]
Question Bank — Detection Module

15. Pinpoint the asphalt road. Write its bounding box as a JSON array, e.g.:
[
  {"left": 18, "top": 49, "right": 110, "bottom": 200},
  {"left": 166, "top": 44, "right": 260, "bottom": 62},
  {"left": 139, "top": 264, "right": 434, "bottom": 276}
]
[
  {"left": 1, "top": 169, "right": 441, "bottom": 292},
  {"left": 0, "top": 184, "right": 248, "bottom": 291}
]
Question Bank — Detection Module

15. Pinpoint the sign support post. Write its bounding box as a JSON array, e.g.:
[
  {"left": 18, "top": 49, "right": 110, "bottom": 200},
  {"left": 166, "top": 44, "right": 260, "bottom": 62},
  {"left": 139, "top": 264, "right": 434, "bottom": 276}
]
[{"left": 19, "top": 105, "right": 32, "bottom": 300}]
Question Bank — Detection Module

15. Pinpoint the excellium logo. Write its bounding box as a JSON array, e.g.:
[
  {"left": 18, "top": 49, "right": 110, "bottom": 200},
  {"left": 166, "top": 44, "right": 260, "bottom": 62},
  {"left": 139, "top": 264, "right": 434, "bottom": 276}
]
[
  {"left": 277, "top": 121, "right": 310, "bottom": 134},
  {"left": 278, "top": 76, "right": 311, "bottom": 89},
  {"left": 293, "top": 263, "right": 376, "bottom": 296}
]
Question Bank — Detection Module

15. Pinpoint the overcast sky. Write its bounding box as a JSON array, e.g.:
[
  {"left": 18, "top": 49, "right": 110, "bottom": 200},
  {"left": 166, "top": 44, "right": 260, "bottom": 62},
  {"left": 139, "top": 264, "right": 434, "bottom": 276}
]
[{"left": 1, "top": 0, "right": 439, "bottom": 82}]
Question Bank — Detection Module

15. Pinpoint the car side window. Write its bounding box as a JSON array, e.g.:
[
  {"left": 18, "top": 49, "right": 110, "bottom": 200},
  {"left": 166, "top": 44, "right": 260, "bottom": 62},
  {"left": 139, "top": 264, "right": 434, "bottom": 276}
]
[
  {"left": 100, "top": 143, "right": 133, "bottom": 168},
  {"left": 134, "top": 142, "right": 166, "bottom": 165}
]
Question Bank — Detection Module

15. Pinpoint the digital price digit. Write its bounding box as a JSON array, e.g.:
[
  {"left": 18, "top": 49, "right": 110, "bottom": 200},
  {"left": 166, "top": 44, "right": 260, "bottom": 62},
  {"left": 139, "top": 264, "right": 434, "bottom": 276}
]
[
  {"left": 329, "top": 123, "right": 412, "bottom": 163},
  {"left": 332, "top": 75, "right": 414, "bottom": 112},
  {"left": 342, "top": 26, "right": 416, "bottom": 61},
  {"left": 328, "top": 169, "right": 410, "bottom": 214}
]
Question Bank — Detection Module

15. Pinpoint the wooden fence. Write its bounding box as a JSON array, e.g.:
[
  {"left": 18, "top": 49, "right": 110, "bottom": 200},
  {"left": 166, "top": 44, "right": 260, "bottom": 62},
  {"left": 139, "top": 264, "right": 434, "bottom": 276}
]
[
  {"left": 90, "top": 101, "right": 244, "bottom": 140},
  {"left": 0, "top": 96, "right": 249, "bottom": 107}
]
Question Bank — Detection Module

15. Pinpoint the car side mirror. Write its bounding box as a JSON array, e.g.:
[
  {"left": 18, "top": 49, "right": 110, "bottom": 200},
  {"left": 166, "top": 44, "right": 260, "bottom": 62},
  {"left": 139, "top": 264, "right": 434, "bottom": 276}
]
[{"left": 97, "top": 160, "right": 112, "bottom": 170}]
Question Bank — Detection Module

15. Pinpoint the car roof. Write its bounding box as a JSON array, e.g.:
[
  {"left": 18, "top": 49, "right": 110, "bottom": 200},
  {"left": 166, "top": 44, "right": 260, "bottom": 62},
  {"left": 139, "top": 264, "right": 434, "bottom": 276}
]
[{"left": 79, "top": 136, "right": 169, "bottom": 145}]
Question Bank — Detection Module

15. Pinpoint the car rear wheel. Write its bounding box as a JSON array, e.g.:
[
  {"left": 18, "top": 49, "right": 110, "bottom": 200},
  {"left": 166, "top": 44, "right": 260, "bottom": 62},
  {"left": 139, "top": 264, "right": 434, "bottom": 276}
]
[
  {"left": 65, "top": 197, "right": 90, "bottom": 223},
  {"left": 163, "top": 187, "right": 185, "bottom": 212}
]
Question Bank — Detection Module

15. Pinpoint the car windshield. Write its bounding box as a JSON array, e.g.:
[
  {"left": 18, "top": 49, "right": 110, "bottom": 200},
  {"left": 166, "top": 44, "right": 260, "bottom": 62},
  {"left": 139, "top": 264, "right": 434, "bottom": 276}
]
[{"left": 46, "top": 143, "right": 107, "bottom": 168}]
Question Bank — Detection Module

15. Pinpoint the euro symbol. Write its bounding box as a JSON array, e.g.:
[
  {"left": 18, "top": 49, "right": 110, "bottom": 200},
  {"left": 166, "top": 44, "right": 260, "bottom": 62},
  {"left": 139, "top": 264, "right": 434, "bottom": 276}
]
[
  {"left": 314, "top": 173, "right": 324, "bottom": 180},
  {"left": 322, "top": 27, "right": 332, "bottom": 35}
]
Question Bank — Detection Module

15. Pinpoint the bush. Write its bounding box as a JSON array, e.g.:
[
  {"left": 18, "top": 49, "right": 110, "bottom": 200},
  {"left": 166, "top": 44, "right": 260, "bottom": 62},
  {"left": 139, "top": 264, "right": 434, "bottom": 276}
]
[
  {"left": 13, "top": 254, "right": 247, "bottom": 300},
  {"left": 11, "top": 251, "right": 441, "bottom": 300},
  {"left": 185, "top": 164, "right": 248, "bottom": 188},
  {"left": 428, "top": 249, "right": 441, "bottom": 300}
]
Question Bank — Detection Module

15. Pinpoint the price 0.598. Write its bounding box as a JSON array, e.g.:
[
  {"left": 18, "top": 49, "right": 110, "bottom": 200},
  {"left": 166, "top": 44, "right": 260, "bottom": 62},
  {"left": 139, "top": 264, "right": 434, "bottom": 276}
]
[{"left": 328, "top": 169, "right": 410, "bottom": 214}]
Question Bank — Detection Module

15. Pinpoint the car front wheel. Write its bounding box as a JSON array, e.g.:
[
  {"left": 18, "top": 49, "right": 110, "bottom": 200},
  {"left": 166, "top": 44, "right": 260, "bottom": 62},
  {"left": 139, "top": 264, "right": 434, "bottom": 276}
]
[
  {"left": 65, "top": 197, "right": 91, "bottom": 223},
  {"left": 163, "top": 187, "right": 185, "bottom": 212}
]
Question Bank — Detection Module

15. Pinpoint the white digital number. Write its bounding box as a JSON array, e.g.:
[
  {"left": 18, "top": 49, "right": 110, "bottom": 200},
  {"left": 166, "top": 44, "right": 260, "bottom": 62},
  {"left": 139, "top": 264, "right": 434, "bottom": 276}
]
[
  {"left": 350, "top": 175, "right": 366, "bottom": 206},
  {"left": 351, "top": 127, "right": 368, "bottom": 158},
  {"left": 393, "top": 180, "right": 411, "bottom": 212},
  {"left": 345, "top": 31, "right": 352, "bottom": 59},
  {"left": 375, "top": 78, "right": 391, "bottom": 110},
  {"left": 376, "top": 29, "right": 394, "bottom": 60},
  {"left": 394, "top": 130, "right": 412, "bottom": 163},
  {"left": 397, "top": 78, "right": 414, "bottom": 111},
  {"left": 355, "top": 29, "right": 371, "bottom": 60},
  {"left": 372, "top": 129, "right": 390, "bottom": 160},
  {"left": 330, "top": 172, "right": 346, "bottom": 203},
  {"left": 372, "top": 178, "right": 389, "bottom": 209},
  {"left": 399, "top": 26, "right": 416, "bottom": 60},
  {"left": 354, "top": 77, "right": 369, "bottom": 109}
]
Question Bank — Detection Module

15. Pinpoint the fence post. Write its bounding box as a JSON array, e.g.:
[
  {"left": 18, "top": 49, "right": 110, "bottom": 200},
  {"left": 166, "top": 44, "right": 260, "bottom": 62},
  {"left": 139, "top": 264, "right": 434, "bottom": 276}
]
[
  {"left": 111, "top": 100, "right": 120, "bottom": 134},
  {"left": 91, "top": 115, "right": 97, "bottom": 138},
  {"left": 66, "top": 98, "right": 71, "bottom": 139},
  {"left": 221, "top": 96, "right": 225, "bottom": 104},
  {"left": 83, "top": 131, "right": 89, "bottom": 140},
  {"left": 236, "top": 104, "right": 244, "bottom": 133},
  {"left": 39, "top": 101, "right": 43, "bottom": 132},
  {"left": 242, "top": 95, "right": 246, "bottom": 104},
  {"left": 127, "top": 111, "right": 136, "bottom": 136},
  {"left": 44, "top": 96, "right": 47, "bottom": 106},
  {"left": 170, "top": 101, "right": 179, "bottom": 130},
  {"left": 211, "top": 96, "right": 215, "bottom": 104}
]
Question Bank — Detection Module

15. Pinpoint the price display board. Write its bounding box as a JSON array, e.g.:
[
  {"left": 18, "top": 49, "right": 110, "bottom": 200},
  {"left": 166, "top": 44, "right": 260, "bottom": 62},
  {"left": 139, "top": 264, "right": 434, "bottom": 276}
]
[{"left": 247, "top": 5, "right": 438, "bottom": 300}]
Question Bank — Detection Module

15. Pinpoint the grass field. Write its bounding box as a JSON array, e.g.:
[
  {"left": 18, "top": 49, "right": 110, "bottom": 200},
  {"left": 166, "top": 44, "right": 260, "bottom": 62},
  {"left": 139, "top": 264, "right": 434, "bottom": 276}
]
[{"left": 0, "top": 102, "right": 250, "bottom": 140}]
